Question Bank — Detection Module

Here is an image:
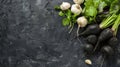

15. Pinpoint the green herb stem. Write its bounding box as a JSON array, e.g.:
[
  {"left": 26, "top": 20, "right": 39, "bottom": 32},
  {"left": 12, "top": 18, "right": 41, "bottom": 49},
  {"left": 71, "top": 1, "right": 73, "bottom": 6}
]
[
  {"left": 100, "top": 14, "right": 117, "bottom": 29},
  {"left": 112, "top": 14, "right": 120, "bottom": 36}
]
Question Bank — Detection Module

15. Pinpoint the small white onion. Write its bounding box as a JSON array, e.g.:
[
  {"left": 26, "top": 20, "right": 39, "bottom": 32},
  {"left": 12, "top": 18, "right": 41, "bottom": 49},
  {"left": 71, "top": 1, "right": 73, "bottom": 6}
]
[
  {"left": 60, "top": 2, "right": 71, "bottom": 10},
  {"left": 77, "top": 16, "right": 88, "bottom": 27},
  {"left": 71, "top": 4, "right": 82, "bottom": 15},
  {"left": 73, "top": 0, "right": 84, "bottom": 4}
]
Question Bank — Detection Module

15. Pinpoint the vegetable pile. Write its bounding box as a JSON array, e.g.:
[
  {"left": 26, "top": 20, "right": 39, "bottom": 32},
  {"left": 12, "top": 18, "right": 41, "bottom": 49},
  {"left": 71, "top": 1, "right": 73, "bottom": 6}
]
[{"left": 55, "top": 0, "right": 120, "bottom": 65}]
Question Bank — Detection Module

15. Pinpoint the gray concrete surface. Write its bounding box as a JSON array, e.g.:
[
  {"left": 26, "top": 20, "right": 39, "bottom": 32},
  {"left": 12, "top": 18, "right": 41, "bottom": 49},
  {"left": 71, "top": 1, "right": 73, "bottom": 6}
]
[{"left": 0, "top": 0, "right": 120, "bottom": 67}]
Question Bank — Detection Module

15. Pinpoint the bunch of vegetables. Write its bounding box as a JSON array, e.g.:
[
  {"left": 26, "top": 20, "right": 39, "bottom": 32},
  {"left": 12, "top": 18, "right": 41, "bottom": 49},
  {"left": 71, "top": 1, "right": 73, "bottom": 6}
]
[
  {"left": 55, "top": 0, "right": 87, "bottom": 35},
  {"left": 55, "top": 0, "right": 120, "bottom": 65}
]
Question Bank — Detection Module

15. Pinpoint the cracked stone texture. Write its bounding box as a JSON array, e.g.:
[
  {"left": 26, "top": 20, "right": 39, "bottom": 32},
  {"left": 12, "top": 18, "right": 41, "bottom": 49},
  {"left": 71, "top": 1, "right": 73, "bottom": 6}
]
[{"left": 0, "top": 0, "right": 120, "bottom": 67}]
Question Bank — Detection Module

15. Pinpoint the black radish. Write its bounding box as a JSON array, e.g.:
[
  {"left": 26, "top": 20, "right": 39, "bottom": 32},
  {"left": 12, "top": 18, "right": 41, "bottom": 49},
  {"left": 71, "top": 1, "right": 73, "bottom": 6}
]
[
  {"left": 93, "top": 28, "right": 113, "bottom": 52},
  {"left": 108, "top": 37, "right": 119, "bottom": 47},
  {"left": 99, "top": 45, "right": 114, "bottom": 67},
  {"left": 101, "top": 46, "right": 114, "bottom": 56},
  {"left": 86, "top": 35, "right": 97, "bottom": 45},
  {"left": 84, "top": 44, "right": 94, "bottom": 53},
  {"left": 79, "top": 24, "right": 101, "bottom": 36},
  {"left": 116, "top": 59, "right": 120, "bottom": 67}
]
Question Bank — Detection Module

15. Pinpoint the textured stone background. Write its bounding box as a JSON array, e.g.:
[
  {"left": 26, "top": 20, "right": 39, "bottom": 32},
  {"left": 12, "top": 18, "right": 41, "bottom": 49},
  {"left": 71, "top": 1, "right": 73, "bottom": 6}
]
[{"left": 0, "top": 0, "right": 120, "bottom": 67}]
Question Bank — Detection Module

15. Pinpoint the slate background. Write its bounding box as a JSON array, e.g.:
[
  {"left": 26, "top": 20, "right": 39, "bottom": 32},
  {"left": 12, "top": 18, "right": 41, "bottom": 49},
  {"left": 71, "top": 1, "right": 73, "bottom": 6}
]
[{"left": 0, "top": 0, "right": 120, "bottom": 67}]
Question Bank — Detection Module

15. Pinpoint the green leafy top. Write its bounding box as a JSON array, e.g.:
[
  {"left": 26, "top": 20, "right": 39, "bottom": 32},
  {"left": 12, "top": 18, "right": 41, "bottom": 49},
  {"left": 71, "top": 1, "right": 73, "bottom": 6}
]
[
  {"left": 109, "top": 0, "right": 120, "bottom": 14},
  {"left": 58, "top": 9, "right": 77, "bottom": 27},
  {"left": 83, "top": 0, "right": 101, "bottom": 23}
]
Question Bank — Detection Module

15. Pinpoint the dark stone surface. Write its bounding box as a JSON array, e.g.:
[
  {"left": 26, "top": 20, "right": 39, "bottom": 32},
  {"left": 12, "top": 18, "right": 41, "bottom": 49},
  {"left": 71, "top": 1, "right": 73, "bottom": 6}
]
[{"left": 0, "top": 0, "right": 120, "bottom": 67}]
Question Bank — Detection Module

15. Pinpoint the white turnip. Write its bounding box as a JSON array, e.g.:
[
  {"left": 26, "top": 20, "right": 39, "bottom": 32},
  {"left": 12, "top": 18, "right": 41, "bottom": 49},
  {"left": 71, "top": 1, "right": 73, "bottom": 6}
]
[
  {"left": 76, "top": 16, "right": 88, "bottom": 36},
  {"left": 71, "top": 4, "right": 82, "bottom": 15},
  {"left": 60, "top": 2, "right": 71, "bottom": 10}
]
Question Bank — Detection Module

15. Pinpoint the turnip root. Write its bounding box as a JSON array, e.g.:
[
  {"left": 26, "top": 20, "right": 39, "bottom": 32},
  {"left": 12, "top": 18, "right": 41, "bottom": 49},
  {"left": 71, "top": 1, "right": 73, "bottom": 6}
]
[
  {"left": 76, "top": 16, "right": 88, "bottom": 36},
  {"left": 60, "top": 2, "right": 71, "bottom": 11},
  {"left": 73, "top": 0, "right": 84, "bottom": 5},
  {"left": 71, "top": 4, "right": 82, "bottom": 15}
]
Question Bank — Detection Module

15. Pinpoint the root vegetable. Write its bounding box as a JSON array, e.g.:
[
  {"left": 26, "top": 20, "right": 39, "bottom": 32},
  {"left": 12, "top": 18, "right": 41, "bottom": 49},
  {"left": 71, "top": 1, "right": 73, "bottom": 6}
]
[
  {"left": 71, "top": 4, "right": 82, "bottom": 15},
  {"left": 93, "top": 28, "right": 113, "bottom": 52},
  {"left": 86, "top": 35, "right": 97, "bottom": 45},
  {"left": 84, "top": 44, "right": 94, "bottom": 53},
  {"left": 76, "top": 16, "right": 88, "bottom": 36},
  {"left": 108, "top": 37, "right": 119, "bottom": 47},
  {"left": 73, "top": 0, "right": 84, "bottom": 5},
  {"left": 60, "top": 2, "right": 71, "bottom": 10},
  {"left": 79, "top": 24, "right": 101, "bottom": 36},
  {"left": 100, "top": 45, "right": 114, "bottom": 67},
  {"left": 101, "top": 45, "right": 114, "bottom": 56}
]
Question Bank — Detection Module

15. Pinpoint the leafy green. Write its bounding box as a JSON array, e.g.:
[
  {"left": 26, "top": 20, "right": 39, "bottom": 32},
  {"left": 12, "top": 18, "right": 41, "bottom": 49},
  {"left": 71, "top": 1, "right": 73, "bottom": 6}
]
[
  {"left": 62, "top": 18, "right": 70, "bottom": 26},
  {"left": 108, "top": 0, "right": 120, "bottom": 36},
  {"left": 84, "top": 0, "right": 93, "bottom": 6},
  {"left": 84, "top": 0, "right": 100, "bottom": 22},
  {"left": 109, "top": 0, "right": 120, "bottom": 14},
  {"left": 84, "top": 0, "right": 97, "bottom": 22},
  {"left": 93, "top": 0, "right": 100, "bottom": 8},
  {"left": 98, "top": 0, "right": 120, "bottom": 36},
  {"left": 83, "top": 0, "right": 117, "bottom": 23},
  {"left": 104, "top": 0, "right": 114, "bottom": 6},
  {"left": 72, "top": 14, "right": 77, "bottom": 23},
  {"left": 98, "top": 1, "right": 107, "bottom": 13},
  {"left": 85, "top": 6, "right": 97, "bottom": 18},
  {"left": 59, "top": 11, "right": 64, "bottom": 16},
  {"left": 60, "top": 10, "right": 74, "bottom": 26},
  {"left": 65, "top": 9, "right": 72, "bottom": 20},
  {"left": 99, "top": 14, "right": 117, "bottom": 29},
  {"left": 112, "top": 14, "right": 120, "bottom": 36}
]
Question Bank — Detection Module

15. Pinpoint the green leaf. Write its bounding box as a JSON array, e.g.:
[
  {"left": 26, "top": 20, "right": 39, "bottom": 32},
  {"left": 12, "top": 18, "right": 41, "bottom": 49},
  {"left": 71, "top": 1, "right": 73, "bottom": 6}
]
[
  {"left": 72, "top": 14, "right": 77, "bottom": 23},
  {"left": 84, "top": 0, "right": 93, "bottom": 7},
  {"left": 98, "top": 1, "right": 107, "bottom": 13},
  {"left": 110, "top": 0, "right": 120, "bottom": 14},
  {"left": 89, "top": 17, "right": 94, "bottom": 23},
  {"left": 66, "top": 10, "right": 71, "bottom": 16},
  {"left": 85, "top": 6, "right": 97, "bottom": 18},
  {"left": 65, "top": 9, "right": 72, "bottom": 20},
  {"left": 93, "top": 0, "right": 100, "bottom": 8},
  {"left": 62, "top": 18, "right": 70, "bottom": 26},
  {"left": 54, "top": 6, "right": 61, "bottom": 10},
  {"left": 100, "top": 14, "right": 117, "bottom": 29},
  {"left": 84, "top": 0, "right": 98, "bottom": 23},
  {"left": 104, "top": 0, "right": 114, "bottom": 6},
  {"left": 59, "top": 11, "right": 64, "bottom": 16},
  {"left": 112, "top": 14, "right": 120, "bottom": 36}
]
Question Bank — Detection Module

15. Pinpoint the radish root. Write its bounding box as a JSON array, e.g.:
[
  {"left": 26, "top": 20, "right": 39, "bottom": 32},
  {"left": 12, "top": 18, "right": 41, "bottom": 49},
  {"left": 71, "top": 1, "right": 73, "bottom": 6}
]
[
  {"left": 77, "top": 25, "right": 80, "bottom": 37},
  {"left": 93, "top": 41, "right": 100, "bottom": 52}
]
